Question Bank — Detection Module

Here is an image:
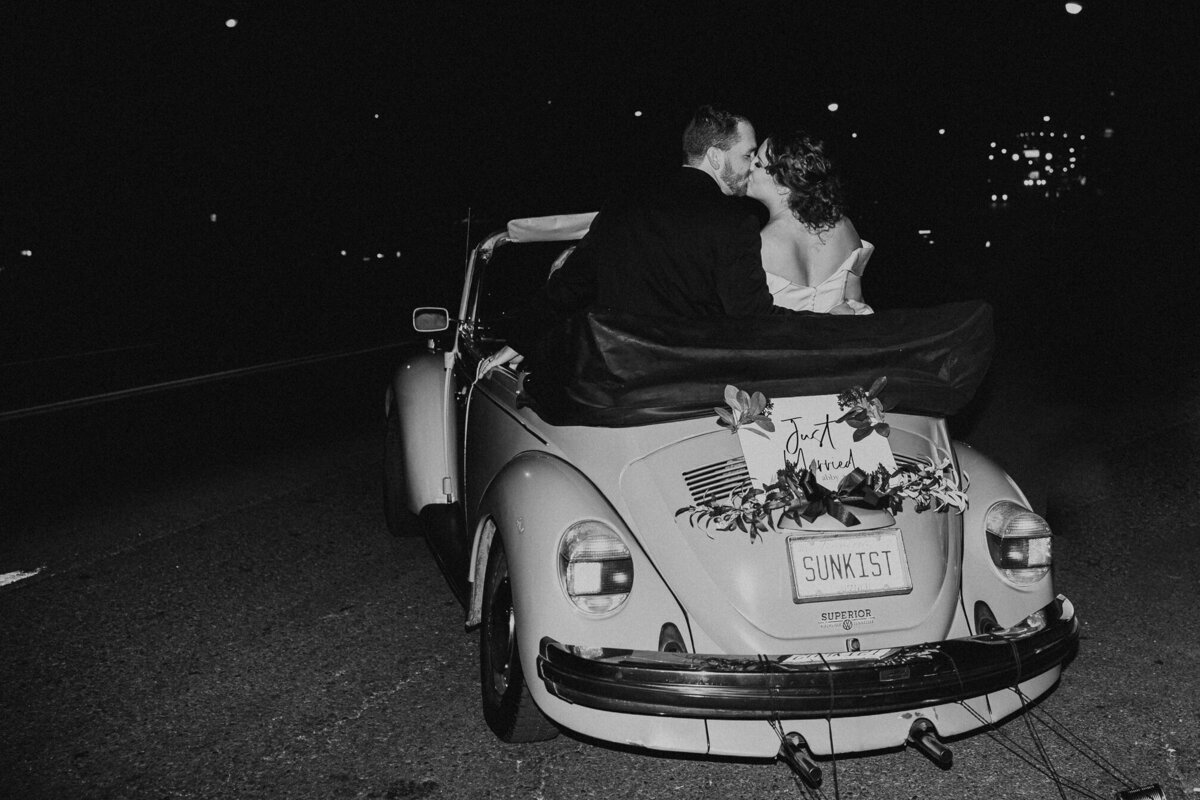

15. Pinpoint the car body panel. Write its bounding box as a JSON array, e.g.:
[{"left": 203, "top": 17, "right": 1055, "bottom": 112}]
[{"left": 388, "top": 347, "right": 459, "bottom": 511}]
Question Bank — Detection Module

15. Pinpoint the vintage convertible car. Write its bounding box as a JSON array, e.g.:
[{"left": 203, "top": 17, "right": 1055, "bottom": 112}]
[{"left": 384, "top": 213, "right": 1079, "bottom": 780}]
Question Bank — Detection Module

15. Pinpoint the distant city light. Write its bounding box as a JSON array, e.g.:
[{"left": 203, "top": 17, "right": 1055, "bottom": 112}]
[
  {"left": 1000, "top": 148, "right": 1007, "bottom": 154},
  {"left": 396, "top": 251, "right": 402, "bottom": 257},
  {"left": 988, "top": 155, "right": 994, "bottom": 161},
  {"left": 1045, "top": 152, "right": 1053, "bottom": 160},
  {"left": 1002, "top": 194, "right": 1008, "bottom": 201},
  {"left": 634, "top": 110, "right": 643, "bottom": 117},
  {"left": 990, "top": 142, "right": 997, "bottom": 148},
  {"left": 1065, "top": 3, "right": 1083, "bottom": 14},
  {"left": 1043, "top": 115, "right": 1051, "bottom": 122},
  {"left": 827, "top": 103, "right": 839, "bottom": 112},
  {"left": 225, "top": 18, "right": 237, "bottom": 28},
  {"left": 209, "top": 213, "right": 217, "bottom": 222},
  {"left": 340, "top": 250, "right": 347, "bottom": 256},
  {"left": 1103, "top": 128, "right": 1114, "bottom": 138},
  {"left": 851, "top": 132, "right": 858, "bottom": 138},
  {"left": 20, "top": 249, "right": 32, "bottom": 257},
  {"left": 938, "top": 128, "right": 946, "bottom": 135},
  {"left": 376, "top": 253, "right": 384, "bottom": 259},
  {"left": 1012, "top": 153, "right": 1020, "bottom": 161},
  {"left": 374, "top": 113, "right": 380, "bottom": 119},
  {"left": 985, "top": 241, "right": 991, "bottom": 248}
]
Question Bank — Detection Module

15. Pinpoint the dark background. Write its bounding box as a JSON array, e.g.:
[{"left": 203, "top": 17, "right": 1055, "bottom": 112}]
[{"left": 3, "top": 1, "right": 1198, "bottom": 406}]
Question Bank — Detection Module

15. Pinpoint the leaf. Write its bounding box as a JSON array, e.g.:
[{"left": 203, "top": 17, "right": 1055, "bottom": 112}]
[
  {"left": 714, "top": 407, "right": 736, "bottom": 427},
  {"left": 852, "top": 426, "right": 871, "bottom": 442},
  {"left": 750, "top": 391, "right": 768, "bottom": 415},
  {"left": 846, "top": 416, "right": 869, "bottom": 428},
  {"left": 875, "top": 422, "right": 891, "bottom": 438},
  {"left": 754, "top": 417, "right": 775, "bottom": 433},
  {"left": 724, "top": 384, "right": 741, "bottom": 411},
  {"left": 735, "top": 389, "right": 751, "bottom": 416}
]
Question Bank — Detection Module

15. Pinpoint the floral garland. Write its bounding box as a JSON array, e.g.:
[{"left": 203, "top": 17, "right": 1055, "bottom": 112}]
[{"left": 676, "top": 381, "right": 968, "bottom": 541}]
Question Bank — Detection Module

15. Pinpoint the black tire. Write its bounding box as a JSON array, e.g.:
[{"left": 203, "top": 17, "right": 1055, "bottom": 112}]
[
  {"left": 480, "top": 537, "right": 558, "bottom": 742},
  {"left": 383, "top": 406, "right": 421, "bottom": 537}
]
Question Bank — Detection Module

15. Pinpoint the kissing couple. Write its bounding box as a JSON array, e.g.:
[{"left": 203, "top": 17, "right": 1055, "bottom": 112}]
[{"left": 545, "top": 104, "right": 874, "bottom": 319}]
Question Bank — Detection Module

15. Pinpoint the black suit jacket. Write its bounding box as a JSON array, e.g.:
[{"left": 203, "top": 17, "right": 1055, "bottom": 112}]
[{"left": 545, "top": 167, "right": 781, "bottom": 318}]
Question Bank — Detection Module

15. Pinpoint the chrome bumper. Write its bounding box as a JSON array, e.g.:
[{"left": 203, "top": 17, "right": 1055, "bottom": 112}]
[{"left": 538, "top": 596, "right": 1078, "bottom": 719}]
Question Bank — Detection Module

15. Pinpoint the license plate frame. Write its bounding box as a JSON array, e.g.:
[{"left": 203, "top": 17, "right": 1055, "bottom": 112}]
[{"left": 786, "top": 528, "right": 913, "bottom": 604}]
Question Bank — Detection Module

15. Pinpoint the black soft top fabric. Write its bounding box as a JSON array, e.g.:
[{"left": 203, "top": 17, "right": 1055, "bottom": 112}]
[{"left": 521, "top": 301, "right": 994, "bottom": 427}]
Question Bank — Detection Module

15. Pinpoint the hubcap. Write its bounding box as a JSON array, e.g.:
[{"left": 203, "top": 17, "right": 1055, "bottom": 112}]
[{"left": 487, "top": 574, "right": 515, "bottom": 694}]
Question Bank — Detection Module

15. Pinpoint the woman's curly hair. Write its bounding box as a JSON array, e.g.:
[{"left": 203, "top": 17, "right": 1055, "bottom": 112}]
[{"left": 763, "top": 131, "right": 846, "bottom": 233}]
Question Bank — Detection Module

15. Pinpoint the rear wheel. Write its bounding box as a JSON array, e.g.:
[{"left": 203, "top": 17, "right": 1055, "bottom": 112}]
[
  {"left": 383, "top": 407, "right": 420, "bottom": 537},
  {"left": 480, "top": 536, "right": 558, "bottom": 742}
]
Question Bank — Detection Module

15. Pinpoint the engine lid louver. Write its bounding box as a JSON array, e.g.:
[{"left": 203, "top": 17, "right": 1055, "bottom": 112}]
[{"left": 682, "top": 457, "right": 752, "bottom": 504}]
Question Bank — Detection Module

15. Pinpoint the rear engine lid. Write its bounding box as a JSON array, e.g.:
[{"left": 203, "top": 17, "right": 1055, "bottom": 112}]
[{"left": 619, "top": 420, "right": 962, "bottom": 653}]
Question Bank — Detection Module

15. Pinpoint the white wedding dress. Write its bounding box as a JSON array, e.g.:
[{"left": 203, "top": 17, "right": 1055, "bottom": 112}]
[{"left": 765, "top": 241, "right": 875, "bottom": 314}]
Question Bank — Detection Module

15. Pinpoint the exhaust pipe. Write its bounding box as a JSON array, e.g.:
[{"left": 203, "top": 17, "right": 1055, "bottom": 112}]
[
  {"left": 777, "top": 732, "right": 822, "bottom": 789},
  {"left": 908, "top": 718, "right": 953, "bottom": 769},
  {"left": 1116, "top": 786, "right": 1166, "bottom": 800}
]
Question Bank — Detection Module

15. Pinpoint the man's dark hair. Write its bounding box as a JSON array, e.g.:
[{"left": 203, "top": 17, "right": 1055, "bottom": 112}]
[{"left": 682, "top": 105, "right": 750, "bottom": 165}]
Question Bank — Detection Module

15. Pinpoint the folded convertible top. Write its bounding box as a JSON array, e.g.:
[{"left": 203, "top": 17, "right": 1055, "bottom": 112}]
[{"left": 523, "top": 301, "right": 994, "bottom": 427}]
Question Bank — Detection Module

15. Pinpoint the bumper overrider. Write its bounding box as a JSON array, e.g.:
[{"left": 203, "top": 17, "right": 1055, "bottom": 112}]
[{"left": 538, "top": 596, "right": 1078, "bottom": 719}]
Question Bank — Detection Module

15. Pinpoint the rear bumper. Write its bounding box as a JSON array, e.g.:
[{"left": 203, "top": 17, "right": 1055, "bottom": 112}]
[{"left": 538, "top": 596, "right": 1077, "bottom": 719}]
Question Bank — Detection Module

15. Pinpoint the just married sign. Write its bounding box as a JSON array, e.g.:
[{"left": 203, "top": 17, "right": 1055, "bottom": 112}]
[{"left": 737, "top": 394, "right": 896, "bottom": 489}]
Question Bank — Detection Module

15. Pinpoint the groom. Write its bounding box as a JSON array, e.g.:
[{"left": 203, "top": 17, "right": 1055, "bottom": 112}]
[{"left": 545, "top": 105, "right": 783, "bottom": 318}]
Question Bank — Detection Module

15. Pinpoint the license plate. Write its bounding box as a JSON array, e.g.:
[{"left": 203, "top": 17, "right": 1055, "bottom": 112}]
[{"left": 787, "top": 528, "right": 913, "bottom": 603}]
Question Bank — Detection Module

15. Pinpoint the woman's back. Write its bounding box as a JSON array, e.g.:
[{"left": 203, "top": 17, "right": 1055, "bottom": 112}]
[{"left": 760, "top": 215, "right": 862, "bottom": 288}]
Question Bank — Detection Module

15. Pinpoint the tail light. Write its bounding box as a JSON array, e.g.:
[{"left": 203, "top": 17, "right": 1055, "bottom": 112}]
[
  {"left": 558, "top": 520, "right": 633, "bottom": 614},
  {"left": 985, "top": 501, "right": 1052, "bottom": 585}
]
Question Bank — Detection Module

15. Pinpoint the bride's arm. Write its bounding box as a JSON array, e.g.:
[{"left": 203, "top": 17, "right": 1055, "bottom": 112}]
[{"left": 844, "top": 271, "right": 864, "bottom": 303}]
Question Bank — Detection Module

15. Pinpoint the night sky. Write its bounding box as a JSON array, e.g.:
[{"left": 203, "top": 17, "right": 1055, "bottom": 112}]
[{"left": 5, "top": 2, "right": 1197, "bottom": 369}]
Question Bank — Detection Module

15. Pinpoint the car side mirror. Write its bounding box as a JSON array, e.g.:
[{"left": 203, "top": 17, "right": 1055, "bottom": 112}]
[{"left": 413, "top": 307, "right": 450, "bottom": 333}]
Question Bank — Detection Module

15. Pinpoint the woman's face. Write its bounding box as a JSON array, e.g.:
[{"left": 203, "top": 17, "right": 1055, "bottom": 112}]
[{"left": 747, "top": 140, "right": 778, "bottom": 202}]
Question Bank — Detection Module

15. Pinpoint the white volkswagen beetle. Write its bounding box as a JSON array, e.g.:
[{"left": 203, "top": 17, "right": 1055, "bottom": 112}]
[{"left": 384, "top": 213, "right": 1078, "bottom": 785}]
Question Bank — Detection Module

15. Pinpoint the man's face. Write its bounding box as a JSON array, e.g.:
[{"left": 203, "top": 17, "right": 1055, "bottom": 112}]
[{"left": 718, "top": 121, "right": 757, "bottom": 196}]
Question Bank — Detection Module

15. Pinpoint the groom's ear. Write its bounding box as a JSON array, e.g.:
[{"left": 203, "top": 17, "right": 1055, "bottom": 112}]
[{"left": 705, "top": 146, "right": 724, "bottom": 171}]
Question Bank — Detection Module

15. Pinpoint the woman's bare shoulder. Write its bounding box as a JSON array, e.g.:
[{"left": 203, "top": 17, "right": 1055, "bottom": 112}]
[
  {"left": 831, "top": 217, "right": 863, "bottom": 251},
  {"left": 759, "top": 222, "right": 805, "bottom": 282}
]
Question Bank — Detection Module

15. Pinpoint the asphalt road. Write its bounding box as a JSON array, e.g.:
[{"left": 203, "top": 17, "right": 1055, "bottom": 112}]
[{"left": 3, "top": 199, "right": 1199, "bottom": 799}]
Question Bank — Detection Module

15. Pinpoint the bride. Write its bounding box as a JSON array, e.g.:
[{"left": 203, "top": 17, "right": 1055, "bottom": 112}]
[{"left": 747, "top": 131, "right": 873, "bottom": 314}]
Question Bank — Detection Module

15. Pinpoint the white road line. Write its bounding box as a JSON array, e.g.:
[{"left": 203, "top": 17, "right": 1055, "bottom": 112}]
[
  {"left": 0, "top": 341, "right": 409, "bottom": 422},
  {"left": 0, "top": 568, "right": 45, "bottom": 587}
]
